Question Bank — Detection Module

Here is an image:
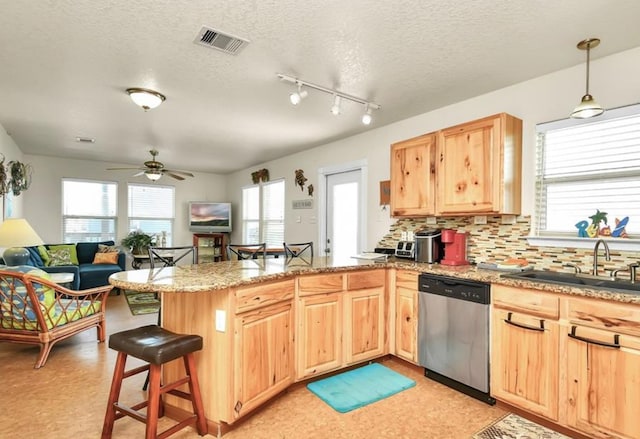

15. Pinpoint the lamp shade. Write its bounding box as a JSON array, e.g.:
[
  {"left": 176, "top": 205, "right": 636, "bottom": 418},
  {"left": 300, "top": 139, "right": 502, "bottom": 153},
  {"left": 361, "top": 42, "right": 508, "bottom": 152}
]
[
  {"left": 571, "top": 94, "right": 604, "bottom": 119},
  {"left": 0, "top": 218, "right": 44, "bottom": 266}
]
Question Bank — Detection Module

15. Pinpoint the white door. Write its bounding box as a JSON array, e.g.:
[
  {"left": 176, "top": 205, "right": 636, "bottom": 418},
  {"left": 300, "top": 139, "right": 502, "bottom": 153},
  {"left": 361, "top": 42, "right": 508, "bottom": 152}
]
[{"left": 325, "top": 169, "right": 362, "bottom": 263}]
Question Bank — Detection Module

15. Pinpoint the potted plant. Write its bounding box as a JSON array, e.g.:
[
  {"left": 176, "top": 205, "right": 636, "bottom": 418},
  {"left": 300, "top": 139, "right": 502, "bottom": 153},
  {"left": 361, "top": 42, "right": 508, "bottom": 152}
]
[{"left": 121, "top": 230, "right": 155, "bottom": 255}]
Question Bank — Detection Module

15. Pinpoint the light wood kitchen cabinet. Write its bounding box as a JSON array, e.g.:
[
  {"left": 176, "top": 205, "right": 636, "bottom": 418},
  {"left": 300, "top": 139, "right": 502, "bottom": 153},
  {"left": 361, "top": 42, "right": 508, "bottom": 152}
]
[
  {"left": 491, "top": 285, "right": 560, "bottom": 421},
  {"left": 436, "top": 113, "right": 522, "bottom": 215},
  {"left": 232, "top": 279, "right": 295, "bottom": 420},
  {"left": 564, "top": 298, "right": 640, "bottom": 439},
  {"left": 394, "top": 270, "right": 419, "bottom": 364},
  {"left": 390, "top": 133, "right": 437, "bottom": 216},
  {"left": 296, "top": 270, "right": 386, "bottom": 379}
]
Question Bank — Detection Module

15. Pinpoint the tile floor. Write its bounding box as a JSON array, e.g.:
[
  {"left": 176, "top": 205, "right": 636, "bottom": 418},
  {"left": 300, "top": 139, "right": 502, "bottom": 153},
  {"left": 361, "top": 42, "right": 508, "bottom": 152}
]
[{"left": 0, "top": 292, "right": 507, "bottom": 438}]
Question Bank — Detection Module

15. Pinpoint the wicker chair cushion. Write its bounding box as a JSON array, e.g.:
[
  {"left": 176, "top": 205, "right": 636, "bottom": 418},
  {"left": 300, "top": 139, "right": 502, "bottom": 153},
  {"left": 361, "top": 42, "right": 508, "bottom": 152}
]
[{"left": 0, "top": 266, "right": 55, "bottom": 323}]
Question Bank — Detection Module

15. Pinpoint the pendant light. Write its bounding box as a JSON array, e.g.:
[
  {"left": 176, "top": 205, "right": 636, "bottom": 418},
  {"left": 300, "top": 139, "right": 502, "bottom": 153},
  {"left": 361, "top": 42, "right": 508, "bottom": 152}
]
[{"left": 571, "top": 38, "right": 604, "bottom": 119}]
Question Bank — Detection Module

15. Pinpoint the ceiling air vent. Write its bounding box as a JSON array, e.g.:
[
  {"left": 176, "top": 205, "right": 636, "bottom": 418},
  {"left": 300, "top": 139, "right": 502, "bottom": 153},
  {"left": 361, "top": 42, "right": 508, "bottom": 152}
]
[{"left": 193, "top": 26, "right": 249, "bottom": 55}]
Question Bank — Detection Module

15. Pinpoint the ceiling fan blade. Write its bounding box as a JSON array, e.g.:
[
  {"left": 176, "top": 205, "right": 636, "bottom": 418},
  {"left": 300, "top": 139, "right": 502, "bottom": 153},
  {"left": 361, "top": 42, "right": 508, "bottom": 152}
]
[
  {"left": 163, "top": 169, "right": 194, "bottom": 177},
  {"left": 106, "top": 167, "right": 145, "bottom": 171},
  {"left": 164, "top": 171, "right": 186, "bottom": 181},
  {"left": 132, "top": 171, "right": 146, "bottom": 177}
]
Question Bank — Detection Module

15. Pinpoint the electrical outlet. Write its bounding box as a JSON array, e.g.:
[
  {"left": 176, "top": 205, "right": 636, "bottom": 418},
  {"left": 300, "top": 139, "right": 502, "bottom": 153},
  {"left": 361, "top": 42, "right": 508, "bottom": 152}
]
[
  {"left": 501, "top": 215, "right": 516, "bottom": 225},
  {"left": 473, "top": 215, "right": 487, "bottom": 225},
  {"left": 426, "top": 217, "right": 437, "bottom": 225},
  {"left": 215, "top": 310, "right": 226, "bottom": 332}
]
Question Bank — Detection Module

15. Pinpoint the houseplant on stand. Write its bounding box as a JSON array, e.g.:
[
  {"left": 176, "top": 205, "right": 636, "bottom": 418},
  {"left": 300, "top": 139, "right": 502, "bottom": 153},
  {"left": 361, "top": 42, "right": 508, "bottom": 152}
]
[{"left": 121, "top": 230, "right": 155, "bottom": 255}]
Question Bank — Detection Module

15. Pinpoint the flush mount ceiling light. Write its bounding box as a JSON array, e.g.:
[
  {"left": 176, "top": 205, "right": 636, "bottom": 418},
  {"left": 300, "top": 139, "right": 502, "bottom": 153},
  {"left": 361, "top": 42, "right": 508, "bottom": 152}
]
[
  {"left": 278, "top": 73, "right": 381, "bottom": 125},
  {"left": 126, "top": 87, "right": 166, "bottom": 111},
  {"left": 571, "top": 38, "right": 604, "bottom": 119}
]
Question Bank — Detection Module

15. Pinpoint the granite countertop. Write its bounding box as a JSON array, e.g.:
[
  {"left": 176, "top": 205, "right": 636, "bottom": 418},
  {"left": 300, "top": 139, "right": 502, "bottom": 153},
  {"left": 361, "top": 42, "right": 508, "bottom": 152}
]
[{"left": 108, "top": 256, "right": 640, "bottom": 305}]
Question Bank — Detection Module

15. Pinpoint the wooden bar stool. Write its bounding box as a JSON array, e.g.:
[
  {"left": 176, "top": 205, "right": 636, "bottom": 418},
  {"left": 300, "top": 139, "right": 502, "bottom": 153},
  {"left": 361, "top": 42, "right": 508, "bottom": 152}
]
[{"left": 101, "top": 325, "right": 207, "bottom": 439}]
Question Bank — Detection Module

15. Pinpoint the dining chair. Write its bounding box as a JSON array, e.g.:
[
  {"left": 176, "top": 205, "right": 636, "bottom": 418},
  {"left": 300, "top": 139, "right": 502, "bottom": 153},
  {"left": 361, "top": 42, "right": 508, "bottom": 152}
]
[
  {"left": 283, "top": 242, "right": 314, "bottom": 259},
  {"left": 227, "top": 243, "right": 267, "bottom": 260},
  {"left": 148, "top": 246, "right": 197, "bottom": 268}
]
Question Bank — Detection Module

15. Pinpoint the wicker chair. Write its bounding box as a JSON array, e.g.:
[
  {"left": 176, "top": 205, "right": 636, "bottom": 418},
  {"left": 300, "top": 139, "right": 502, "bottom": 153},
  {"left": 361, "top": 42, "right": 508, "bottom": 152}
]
[{"left": 0, "top": 266, "right": 112, "bottom": 369}]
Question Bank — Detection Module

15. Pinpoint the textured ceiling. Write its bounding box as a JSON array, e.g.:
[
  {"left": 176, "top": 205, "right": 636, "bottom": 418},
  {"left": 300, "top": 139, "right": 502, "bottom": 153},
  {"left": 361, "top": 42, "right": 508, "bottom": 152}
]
[{"left": 1, "top": 0, "right": 640, "bottom": 174}]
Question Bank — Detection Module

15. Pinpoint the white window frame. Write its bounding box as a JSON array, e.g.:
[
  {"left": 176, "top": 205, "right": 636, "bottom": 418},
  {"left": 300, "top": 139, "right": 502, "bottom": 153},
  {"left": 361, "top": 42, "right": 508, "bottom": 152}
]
[
  {"left": 62, "top": 178, "right": 118, "bottom": 242},
  {"left": 241, "top": 178, "right": 285, "bottom": 246},
  {"left": 127, "top": 183, "right": 175, "bottom": 246},
  {"left": 528, "top": 103, "right": 640, "bottom": 251}
]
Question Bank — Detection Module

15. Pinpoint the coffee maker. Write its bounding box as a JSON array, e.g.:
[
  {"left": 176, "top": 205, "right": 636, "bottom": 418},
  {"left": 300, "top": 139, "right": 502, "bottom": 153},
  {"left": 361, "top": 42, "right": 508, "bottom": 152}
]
[{"left": 440, "top": 229, "right": 469, "bottom": 266}]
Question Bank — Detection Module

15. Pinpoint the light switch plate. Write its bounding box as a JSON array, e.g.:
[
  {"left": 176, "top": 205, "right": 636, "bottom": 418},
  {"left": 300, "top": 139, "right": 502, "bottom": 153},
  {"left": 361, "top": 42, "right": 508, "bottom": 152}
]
[
  {"left": 426, "top": 217, "right": 437, "bottom": 225},
  {"left": 473, "top": 215, "right": 487, "bottom": 225},
  {"left": 501, "top": 215, "right": 516, "bottom": 225}
]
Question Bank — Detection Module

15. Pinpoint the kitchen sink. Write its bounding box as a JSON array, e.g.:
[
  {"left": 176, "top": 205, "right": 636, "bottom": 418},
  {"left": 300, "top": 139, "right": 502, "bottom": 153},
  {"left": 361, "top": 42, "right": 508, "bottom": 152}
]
[{"left": 501, "top": 270, "right": 640, "bottom": 294}]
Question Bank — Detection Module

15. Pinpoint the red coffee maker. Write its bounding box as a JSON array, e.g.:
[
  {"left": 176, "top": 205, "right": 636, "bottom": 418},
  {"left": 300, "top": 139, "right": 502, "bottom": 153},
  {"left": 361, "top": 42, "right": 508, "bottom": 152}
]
[{"left": 440, "top": 229, "right": 469, "bottom": 266}]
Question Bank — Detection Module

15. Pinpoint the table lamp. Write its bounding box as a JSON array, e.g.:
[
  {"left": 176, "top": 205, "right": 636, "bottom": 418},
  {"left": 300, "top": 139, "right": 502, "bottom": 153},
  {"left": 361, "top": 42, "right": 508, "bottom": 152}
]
[{"left": 0, "top": 218, "right": 44, "bottom": 266}]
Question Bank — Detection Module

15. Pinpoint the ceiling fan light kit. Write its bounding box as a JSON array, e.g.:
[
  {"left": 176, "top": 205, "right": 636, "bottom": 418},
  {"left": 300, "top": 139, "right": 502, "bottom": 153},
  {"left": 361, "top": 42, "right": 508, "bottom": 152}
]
[
  {"left": 107, "top": 149, "right": 194, "bottom": 181},
  {"left": 277, "top": 73, "right": 380, "bottom": 125},
  {"left": 126, "top": 87, "right": 166, "bottom": 111},
  {"left": 571, "top": 37, "right": 604, "bottom": 119}
]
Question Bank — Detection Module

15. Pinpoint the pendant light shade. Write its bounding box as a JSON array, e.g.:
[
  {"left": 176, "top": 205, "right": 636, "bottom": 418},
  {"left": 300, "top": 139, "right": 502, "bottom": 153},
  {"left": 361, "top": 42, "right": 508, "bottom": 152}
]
[{"left": 571, "top": 38, "right": 604, "bottom": 119}]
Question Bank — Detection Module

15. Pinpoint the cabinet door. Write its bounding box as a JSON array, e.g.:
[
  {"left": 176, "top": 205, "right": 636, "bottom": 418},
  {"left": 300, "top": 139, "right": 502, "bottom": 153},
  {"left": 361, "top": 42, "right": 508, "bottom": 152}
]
[
  {"left": 395, "top": 286, "right": 417, "bottom": 363},
  {"left": 491, "top": 308, "right": 559, "bottom": 421},
  {"left": 297, "top": 293, "right": 342, "bottom": 379},
  {"left": 437, "top": 116, "right": 500, "bottom": 214},
  {"left": 566, "top": 324, "right": 640, "bottom": 439},
  {"left": 390, "top": 133, "right": 436, "bottom": 216},
  {"left": 233, "top": 301, "right": 294, "bottom": 420},
  {"left": 344, "top": 287, "right": 385, "bottom": 365}
]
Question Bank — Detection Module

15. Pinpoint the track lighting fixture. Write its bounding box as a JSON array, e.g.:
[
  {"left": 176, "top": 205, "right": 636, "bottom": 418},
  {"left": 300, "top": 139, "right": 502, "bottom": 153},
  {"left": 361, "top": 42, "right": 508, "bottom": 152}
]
[
  {"left": 330, "top": 95, "right": 342, "bottom": 115},
  {"left": 289, "top": 84, "right": 308, "bottom": 105},
  {"left": 571, "top": 38, "right": 604, "bottom": 119},
  {"left": 362, "top": 105, "right": 372, "bottom": 125},
  {"left": 278, "top": 73, "right": 380, "bottom": 124}
]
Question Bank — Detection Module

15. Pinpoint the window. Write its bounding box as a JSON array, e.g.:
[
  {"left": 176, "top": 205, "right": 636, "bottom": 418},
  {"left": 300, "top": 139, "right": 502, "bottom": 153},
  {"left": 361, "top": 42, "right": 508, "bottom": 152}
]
[
  {"left": 535, "top": 104, "right": 640, "bottom": 237},
  {"left": 241, "top": 179, "right": 284, "bottom": 246},
  {"left": 128, "top": 183, "right": 175, "bottom": 245},
  {"left": 62, "top": 179, "right": 117, "bottom": 242}
]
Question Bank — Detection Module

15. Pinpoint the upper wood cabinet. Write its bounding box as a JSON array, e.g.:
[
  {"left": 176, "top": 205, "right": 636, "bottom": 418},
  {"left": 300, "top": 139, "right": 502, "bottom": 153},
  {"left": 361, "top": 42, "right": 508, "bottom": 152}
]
[
  {"left": 389, "top": 113, "right": 522, "bottom": 217},
  {"left": 390, "top": 133, "right": 437, "bottom": 216},
  {"left": 436, "top": 113, "right": 522, "bottom": 215}
]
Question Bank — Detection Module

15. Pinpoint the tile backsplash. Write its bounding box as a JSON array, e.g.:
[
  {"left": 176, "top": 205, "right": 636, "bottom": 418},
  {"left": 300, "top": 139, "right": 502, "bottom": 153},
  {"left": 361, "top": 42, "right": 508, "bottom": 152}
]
[{"left": 378, "top": 215, "right": 639, "bottom": 274}]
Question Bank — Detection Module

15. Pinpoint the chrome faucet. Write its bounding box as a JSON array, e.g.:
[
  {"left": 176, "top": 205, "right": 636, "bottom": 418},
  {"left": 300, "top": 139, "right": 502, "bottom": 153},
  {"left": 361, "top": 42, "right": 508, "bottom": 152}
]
[{"left": 592, "top": 239, "right": 611, "bottom": 276}]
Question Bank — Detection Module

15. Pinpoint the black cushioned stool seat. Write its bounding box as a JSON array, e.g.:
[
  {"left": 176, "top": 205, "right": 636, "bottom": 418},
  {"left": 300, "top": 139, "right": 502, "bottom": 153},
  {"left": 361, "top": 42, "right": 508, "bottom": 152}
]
[{"left": 101, "top": 325, "right": 207, "bottom": 439}]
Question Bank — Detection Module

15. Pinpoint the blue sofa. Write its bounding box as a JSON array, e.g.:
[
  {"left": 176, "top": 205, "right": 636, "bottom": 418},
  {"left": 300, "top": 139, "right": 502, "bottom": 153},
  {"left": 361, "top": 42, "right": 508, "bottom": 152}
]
[{"left": 22, "top": 241, "right": 126, "bottom": 290}]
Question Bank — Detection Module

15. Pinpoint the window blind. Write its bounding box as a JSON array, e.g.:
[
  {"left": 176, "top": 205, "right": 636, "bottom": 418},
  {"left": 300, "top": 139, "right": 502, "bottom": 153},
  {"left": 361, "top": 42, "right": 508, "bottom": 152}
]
[
  {"left": 128, "top": 184, "right": 175, "bottom": 245},
  {"left": 535, "top": 104, "right": 640, "bottom": 236},
  {"left": 241, "top": 180, "right": 284, "bottom": 246},
  {"left": 62, "top": 179, "right": 117, "bottom": 242}
]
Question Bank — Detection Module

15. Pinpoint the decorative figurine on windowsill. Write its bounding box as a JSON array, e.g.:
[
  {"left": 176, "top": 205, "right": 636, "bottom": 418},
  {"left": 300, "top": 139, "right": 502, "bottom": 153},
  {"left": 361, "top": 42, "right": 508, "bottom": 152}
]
[{"left": 575, "top": 209, "right": 629, "bottom": 238}]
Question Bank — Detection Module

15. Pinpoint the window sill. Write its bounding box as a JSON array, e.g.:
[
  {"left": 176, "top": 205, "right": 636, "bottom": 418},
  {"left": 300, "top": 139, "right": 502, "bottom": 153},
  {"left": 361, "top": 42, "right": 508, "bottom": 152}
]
[{"left": 526, "top": 236, "right": 640, "bottom": 252}]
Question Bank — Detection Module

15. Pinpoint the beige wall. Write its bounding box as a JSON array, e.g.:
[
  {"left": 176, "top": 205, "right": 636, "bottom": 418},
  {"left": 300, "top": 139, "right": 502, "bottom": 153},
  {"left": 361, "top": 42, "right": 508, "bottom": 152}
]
[
  {"left": 226, "top": 46, "right": 640, "bottom": 249},
  {"left": 21, "top": 155, "right": 227, "bottom": 248}
]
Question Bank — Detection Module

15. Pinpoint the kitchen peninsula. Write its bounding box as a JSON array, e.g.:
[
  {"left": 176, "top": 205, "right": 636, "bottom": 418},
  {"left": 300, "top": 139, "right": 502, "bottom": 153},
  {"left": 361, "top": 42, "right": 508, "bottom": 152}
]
[{"left": 109, "top": 257, "right": 640, "bottom": 438}]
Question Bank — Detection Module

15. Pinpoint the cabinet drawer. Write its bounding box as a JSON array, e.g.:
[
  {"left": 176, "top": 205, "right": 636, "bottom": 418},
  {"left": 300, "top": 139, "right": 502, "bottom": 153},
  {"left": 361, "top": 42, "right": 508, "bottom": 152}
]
[
  {"left": 566, "top": 298, "right": 640, "bottom": 337},
  {"left": 298, "top": 273, "right": 344, "bottom": 297},
  {"left": 347, "top": 269, "right": 385, "bottom": 290},
  {"left": 492, "top": 285, "right": 559, "bottom": 319},
  {"left": 235, "top": 279, "right": 295, "bottom": 314},
  {"left": 395, "top": 270, "right": 419, "bottom": 290}
]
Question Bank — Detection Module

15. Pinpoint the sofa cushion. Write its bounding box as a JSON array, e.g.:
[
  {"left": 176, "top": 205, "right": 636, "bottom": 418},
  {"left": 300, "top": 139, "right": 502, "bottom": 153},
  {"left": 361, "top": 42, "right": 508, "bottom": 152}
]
[
  {"left": 98, "top": 244, "right": 119, "bottom": 253},
  {"left": 93, "top": 252, "right": 119, "bottom": 264},
  {"left": 47, "top": 244, "right": 79, "bottom": 265},
  {"left": 78, "top": 263, "right": 122, "bottom": 290},
  {"left": 26, "top": 247, "right": 44, "bottom": 267},
  {"left": 0, "top": 266, "right": 57, "bottom": 328},
  {"left": 48, "top": 248, "right": 74, "bottom": 266},
  {"left": 38, "top": 246, "right": 51, "bottom": 266},
  {"left": 76, "top": 241, "right": 115, "bottom": 265}
]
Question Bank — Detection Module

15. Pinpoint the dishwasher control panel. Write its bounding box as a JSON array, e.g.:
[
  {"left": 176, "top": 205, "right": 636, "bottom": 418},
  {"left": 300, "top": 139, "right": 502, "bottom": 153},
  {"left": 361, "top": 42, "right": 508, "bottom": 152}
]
[{"left": 418, "top": 273, "right": 490, "bottom": 304}]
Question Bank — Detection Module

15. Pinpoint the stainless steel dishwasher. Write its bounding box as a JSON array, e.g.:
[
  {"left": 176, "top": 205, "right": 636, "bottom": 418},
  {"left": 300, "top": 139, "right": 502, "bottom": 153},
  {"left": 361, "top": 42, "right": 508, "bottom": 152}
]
[{"left": 417, "top": 273, "right": 495, "bottom": 405}]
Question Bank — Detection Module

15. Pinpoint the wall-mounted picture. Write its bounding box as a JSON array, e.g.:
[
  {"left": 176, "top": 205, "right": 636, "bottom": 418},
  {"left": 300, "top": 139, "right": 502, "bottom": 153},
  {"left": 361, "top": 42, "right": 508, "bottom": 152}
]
[{"left": 188, "top": 201, "right": 232, "bottom": 233}]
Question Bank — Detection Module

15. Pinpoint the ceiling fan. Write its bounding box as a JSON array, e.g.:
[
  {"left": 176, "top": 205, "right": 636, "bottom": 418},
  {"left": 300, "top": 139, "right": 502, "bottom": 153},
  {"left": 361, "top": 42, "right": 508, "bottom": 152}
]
[{"left": 107, "top": 149, "right": 194, "bottom": 181}]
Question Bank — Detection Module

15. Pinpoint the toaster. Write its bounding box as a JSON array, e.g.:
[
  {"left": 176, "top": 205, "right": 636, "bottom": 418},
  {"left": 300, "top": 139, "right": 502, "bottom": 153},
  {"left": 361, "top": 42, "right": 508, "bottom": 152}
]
[{"left": 395, "top": 241, "right": 415, "bottom": 259}]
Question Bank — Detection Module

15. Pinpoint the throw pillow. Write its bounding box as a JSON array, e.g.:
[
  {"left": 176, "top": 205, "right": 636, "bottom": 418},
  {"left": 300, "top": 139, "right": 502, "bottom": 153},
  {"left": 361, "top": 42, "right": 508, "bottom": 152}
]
[
  {"left": 93, "top": 252, "right": 119, "bottom": 265},
  {"left": 48, "top": 248, "right": 73, "bottom": 266},
  {"left": 37, "top": 245, "right": 51, "bottom": 266},
  {"left": 98, "top": 244, "right": 119, "bottom": 253},
  {"left": 47, "top": 244, "right": 79, "bottom": 265}
]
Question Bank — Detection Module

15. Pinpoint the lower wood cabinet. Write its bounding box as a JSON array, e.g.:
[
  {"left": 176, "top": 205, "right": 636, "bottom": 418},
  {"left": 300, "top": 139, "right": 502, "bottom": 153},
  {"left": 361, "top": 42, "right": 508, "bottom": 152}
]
[
  {"left": 394, "top": 270, "right": 418, "bottom": 364},
  {"left": 344, "top": 286, "right": 385, "bottom": 364}
]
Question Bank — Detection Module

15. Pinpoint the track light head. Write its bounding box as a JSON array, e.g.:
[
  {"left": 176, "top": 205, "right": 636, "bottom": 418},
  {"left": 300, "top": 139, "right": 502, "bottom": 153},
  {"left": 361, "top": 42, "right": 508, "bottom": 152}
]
[
  {"left": 290, "top": 84, "right": 308, "bottom": 105},
  {"left": 361, "top": 105, "right": 373, "bottom": 125},
  {"left": 330, "top": 95, "right": 342, "bottom": 116}
]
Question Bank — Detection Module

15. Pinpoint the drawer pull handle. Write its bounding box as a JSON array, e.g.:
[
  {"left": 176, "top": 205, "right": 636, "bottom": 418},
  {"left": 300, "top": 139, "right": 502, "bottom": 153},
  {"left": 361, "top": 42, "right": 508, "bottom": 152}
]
[
  {"left": 568, "top": 326, "right": 620, "bottom": 349},
  {"left": 504, "top": 312, "right": 545, "bottom": 332}
]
